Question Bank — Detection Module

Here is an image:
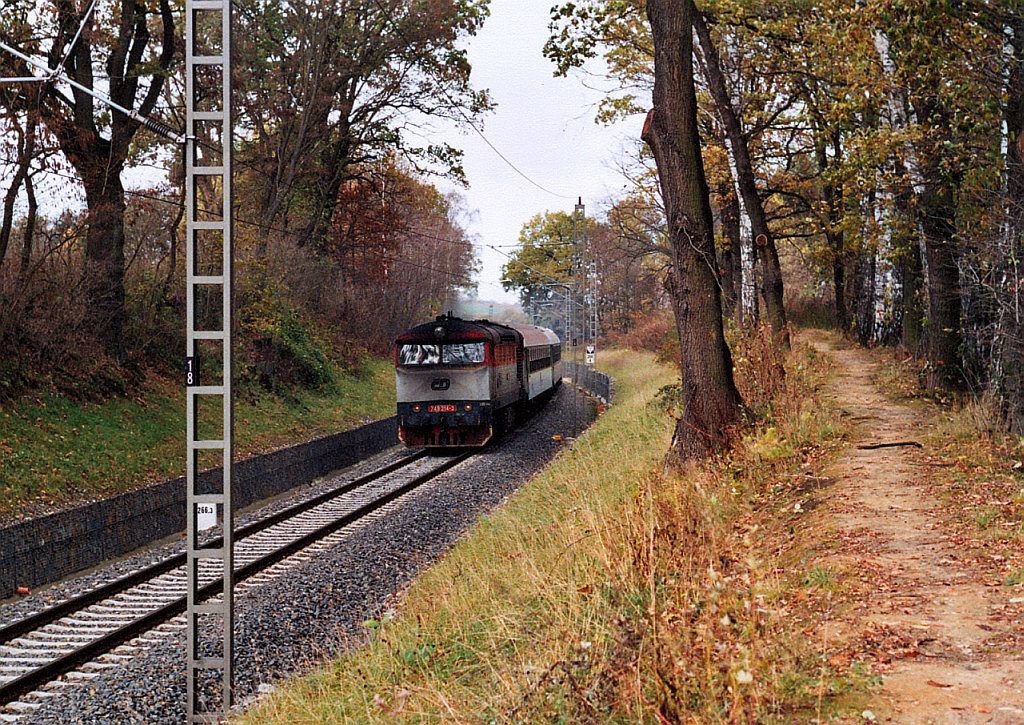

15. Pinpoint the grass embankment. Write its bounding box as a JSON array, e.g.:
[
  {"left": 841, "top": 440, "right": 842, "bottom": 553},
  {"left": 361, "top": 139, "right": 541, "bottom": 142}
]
[
  {"left": 244, "top": 334, "right": 873, "bottom": 723},
  {"left": 0, "top": 359, "right": 394, "bottom": 522}
]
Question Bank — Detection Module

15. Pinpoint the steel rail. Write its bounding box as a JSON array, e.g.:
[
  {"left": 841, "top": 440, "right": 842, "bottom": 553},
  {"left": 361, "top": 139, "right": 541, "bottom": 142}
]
[
  {"left": 0, "top": 450, "right": 470, "bottom": 706},
  {"left": 0, "top": 450, "right": 427, "bottom": 646}
]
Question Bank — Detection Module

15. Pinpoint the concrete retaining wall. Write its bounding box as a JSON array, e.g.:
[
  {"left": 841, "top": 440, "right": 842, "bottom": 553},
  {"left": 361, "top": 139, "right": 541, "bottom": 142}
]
[
  {"left": 0, "top": 417, "right": 397, "bottom": 599},
  {"left": 565, "top": 362, "right": 613, "bottom": 404}
]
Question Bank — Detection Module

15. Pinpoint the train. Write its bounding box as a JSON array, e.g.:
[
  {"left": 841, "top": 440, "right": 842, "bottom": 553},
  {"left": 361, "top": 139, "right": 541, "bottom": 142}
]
[{"left": 394, "top": 313, "right": 563, "bottom": 447}]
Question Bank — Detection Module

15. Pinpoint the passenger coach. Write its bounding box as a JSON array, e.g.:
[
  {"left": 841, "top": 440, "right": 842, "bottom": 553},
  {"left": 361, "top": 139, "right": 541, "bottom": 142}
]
[{"left": 394, "top": 314, "right": 562, "bottom": 447}]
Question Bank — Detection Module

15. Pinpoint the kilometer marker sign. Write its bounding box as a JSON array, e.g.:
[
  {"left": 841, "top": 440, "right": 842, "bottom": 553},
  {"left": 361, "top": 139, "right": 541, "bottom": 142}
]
[{"left": 196, "top": 503, "right": 217, "bottom": 532}]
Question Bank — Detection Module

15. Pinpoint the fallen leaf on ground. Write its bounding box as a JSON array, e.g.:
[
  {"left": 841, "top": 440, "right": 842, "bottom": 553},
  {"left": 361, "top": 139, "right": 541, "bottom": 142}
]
[{"left": 927, "top": 680, "right": 953, "bottom": 688}]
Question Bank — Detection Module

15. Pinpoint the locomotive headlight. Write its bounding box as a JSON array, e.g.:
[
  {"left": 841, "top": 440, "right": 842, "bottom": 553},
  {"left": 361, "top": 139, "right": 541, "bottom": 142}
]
[
  {"left": 465, "top": 404, "right": 472, "bottom": 411},
  {"left": 413, "top": 405, "right": 421, "bottom": 412},
  {"left": 433, "top": 325, "right": 445, "bottom": 339}
]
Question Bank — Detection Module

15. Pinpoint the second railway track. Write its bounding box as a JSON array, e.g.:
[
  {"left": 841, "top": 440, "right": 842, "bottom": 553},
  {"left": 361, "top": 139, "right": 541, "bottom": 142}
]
[{"left": 0, "top": 449, "right": 473, "bottom": 714}]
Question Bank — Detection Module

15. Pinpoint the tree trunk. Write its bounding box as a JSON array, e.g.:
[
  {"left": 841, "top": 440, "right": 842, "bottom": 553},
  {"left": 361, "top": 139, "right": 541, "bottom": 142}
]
[
  {"left": 830, "top": 230, "right": 848, "bottom": 331},
  {"left": 0, "top": 122, "right": 33, "bottom": 267},
  {"left": 19, "top": 173, "right": 37, "bottom": 277},
  {"left": 999, "top": 16, "right": 1024, "bottom": 433},
  {"left": 82, "top": 169, "right": 128, "bottom": 362},
  {"left": 918, "top": 173, "right": 963, "bottom": 390},
  {"left": 643, "top": 0, "right": 744, "bottom": 463},
  {"left": 692, "top": 5, "right": 788, "bottom": 344},
  {"left": 872, "top": 184, "right": 900, "bottom": 345},
  {"left": 719, "top": 186, "right": 740, "bottom": 319},
  {"left": 301, "top": 131, "right": 354, "bottom": 251},
  {"left": 817, "top": 134, "right": 848, "bottom": 331},
  {"left": 851, "top": 240, "right": 876, "bottom": 345},
  {"left": 869, "top": 17, "right": 931, "bottom": 354},
  {"left": 900, "top": 233, "right": 924, "bottom": 353},
  {"left": 0, "top": 164, "right": 27, "bottom": 267}
]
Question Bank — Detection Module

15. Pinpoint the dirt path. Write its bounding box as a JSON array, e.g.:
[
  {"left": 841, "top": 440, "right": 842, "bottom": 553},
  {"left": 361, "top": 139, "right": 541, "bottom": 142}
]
[{"left": 812, "top": 337, "right": 1024, "bottom": 723}]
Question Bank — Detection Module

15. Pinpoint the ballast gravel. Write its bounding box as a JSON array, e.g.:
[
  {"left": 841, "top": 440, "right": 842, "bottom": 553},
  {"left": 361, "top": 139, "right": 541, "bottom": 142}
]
[{"left": 24, "top": 386, "right": 595, "bottom": 724}]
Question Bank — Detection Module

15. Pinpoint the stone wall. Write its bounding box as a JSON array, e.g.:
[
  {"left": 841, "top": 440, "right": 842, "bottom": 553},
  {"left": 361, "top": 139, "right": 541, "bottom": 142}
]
[{"left": 565, "top": 362, "right": 613, "bottom": 404}]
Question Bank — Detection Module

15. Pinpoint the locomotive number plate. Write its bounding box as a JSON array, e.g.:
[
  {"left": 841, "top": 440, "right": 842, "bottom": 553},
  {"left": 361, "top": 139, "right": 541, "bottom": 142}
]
[{"left": 428, "top": 404, "right": 457, "bottom": 413}]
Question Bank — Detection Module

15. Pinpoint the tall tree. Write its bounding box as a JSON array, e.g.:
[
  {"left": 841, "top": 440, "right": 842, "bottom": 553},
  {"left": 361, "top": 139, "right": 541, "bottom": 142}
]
[
  {"left": 235, "top": 0, "right": 490, "bottom": 253},
  {"left": 643, "top": 0, "right": 743, "bottom": 461},
  {"left": 998, "top": 8, "right": 1024, "bottom": 433},
  {"left": 691, "top": 4, "right": 788, "bottom": 344}
]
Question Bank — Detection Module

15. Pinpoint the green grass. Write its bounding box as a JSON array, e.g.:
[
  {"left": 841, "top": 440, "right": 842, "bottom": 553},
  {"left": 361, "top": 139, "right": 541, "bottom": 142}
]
[
  {"left": 802, "top": 565, "right": 839, "bottom": 591},
  {"left": 0, "top": 358, "right": 394, "bottom": 521}
]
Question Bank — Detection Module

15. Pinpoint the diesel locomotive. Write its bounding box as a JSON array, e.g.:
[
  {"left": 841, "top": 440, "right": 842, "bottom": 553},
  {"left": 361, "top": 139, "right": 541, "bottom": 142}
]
[{"left": 394, "top": 314, "right": 562, "bottom": 447}]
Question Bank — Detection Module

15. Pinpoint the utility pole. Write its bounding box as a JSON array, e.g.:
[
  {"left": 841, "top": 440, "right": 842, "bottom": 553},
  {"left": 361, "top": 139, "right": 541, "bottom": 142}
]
[
  {"left": 572, "top": 198, "right": 584, "bottom": 436},
  {"left": 588, "top": 257, "right": 599, "bottom": 367},
  {"left": 542, "top": 281, "right": 575, "bottom": 435},
  {"left": 575, "top": 200, "right": 598, "bottom": 370},
  {"left": 184, "top": 0, "right": 234, "bottom": 720}
]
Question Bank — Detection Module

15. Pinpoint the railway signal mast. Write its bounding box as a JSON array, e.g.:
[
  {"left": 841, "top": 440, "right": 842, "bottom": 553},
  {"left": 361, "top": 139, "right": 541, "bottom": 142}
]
[
  {"left": 184, "top": 0, "right": 235, "bottom": 719},
  {"left": 586, "top": 262, "right": 598, "bottom": 367},
  {"left": 571, "top": 199, "right": 585, "bottom": 434},
  {"left": 575, "top": 201, "right": 597, "bottom": 369}
]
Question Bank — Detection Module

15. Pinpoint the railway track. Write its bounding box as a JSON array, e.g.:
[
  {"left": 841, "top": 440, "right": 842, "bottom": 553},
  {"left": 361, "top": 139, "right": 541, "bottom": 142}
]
[{"left": 0, "top": 449, "right": 473, "bottom": 716}]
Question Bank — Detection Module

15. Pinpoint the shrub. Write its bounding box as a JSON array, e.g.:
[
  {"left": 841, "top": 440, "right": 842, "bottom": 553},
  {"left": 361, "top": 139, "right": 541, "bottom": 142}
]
[
  {"left": 245, "top": 302, "right": 336, "bottom": 392},
  {"left": 728, "top": 323, "right": 789, "bottom": 420},
  {"left": 609, "top": 308, "right": 680, "bottom": 363}
]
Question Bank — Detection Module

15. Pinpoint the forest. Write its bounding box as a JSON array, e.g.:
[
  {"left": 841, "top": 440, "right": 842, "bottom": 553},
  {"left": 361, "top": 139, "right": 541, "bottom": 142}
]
[{"left": 2, "top": 0, "right": 1024, "bottom": 721}]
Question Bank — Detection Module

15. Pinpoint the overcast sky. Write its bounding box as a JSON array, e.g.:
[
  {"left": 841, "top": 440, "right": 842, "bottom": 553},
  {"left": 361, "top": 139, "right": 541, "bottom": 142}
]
[{"left": 430, "top": 0, "right": 644, "bottom": 305}]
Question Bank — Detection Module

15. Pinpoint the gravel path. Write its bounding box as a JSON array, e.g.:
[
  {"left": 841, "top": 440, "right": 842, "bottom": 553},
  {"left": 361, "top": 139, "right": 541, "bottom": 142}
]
[{"left": 23, "top": 386, "right": 594, "bottom": 723}]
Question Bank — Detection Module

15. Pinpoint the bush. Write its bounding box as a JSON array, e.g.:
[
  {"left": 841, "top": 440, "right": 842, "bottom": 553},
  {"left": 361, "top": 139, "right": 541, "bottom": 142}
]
[
  {"left": 0, "top": 253, "right": 134, "bottom": 401},
  {"left": 608, "top": 308, "right": 680, "bottom": 363},
  {"left": 124, "top": 269, "right": 184, "bottom": 374},
  {"left": 728, "top": 323, "right": 789, "bottom": 420},
  {"left": 245, "top": 303, "right": 336, "bottom": 392}
]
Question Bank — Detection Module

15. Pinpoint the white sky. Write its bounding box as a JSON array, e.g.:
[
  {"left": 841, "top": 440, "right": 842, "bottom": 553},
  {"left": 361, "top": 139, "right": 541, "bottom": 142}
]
[{"left": 431, "top": 0, "right": 643, "bottom": 304}]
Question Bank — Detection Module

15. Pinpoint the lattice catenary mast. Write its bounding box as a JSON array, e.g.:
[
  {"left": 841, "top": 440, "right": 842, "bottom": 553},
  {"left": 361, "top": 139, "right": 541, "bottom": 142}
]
[{"left": 184, "top": 0, "right": 234, "bottom": 719}]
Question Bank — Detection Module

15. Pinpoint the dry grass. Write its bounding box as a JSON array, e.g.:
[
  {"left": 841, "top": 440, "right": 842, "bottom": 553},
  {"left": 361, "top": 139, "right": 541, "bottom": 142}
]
[
  {"left": 924, "top": 399, "right": 1024, "bottom": 577},
  {"left": 242, "top": 335, "right": 864, "bottom": 724}
]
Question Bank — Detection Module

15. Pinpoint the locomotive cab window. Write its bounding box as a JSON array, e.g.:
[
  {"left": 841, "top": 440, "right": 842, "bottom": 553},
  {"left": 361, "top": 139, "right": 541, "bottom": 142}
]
[
  {"left": 399, "top": 344, "right": 440, "bottom": 365},
  {"left": 442, "top": 342, "right": 485, "bottom": 366},
  {"left": 399, "top": 342, "right": 484, "bottom": 366}
]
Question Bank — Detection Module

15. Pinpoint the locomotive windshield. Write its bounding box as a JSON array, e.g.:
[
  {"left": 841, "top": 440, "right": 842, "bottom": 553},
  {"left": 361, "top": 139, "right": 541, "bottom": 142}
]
[
  {"left": 399, "top": 344, "right": 440, "bottom": 365},
  {"left": 443, "top": 342, "right": 485, "bottom": 365},
  {"left": 399, "top": 342, "right": 485, "bottom": 366}
]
